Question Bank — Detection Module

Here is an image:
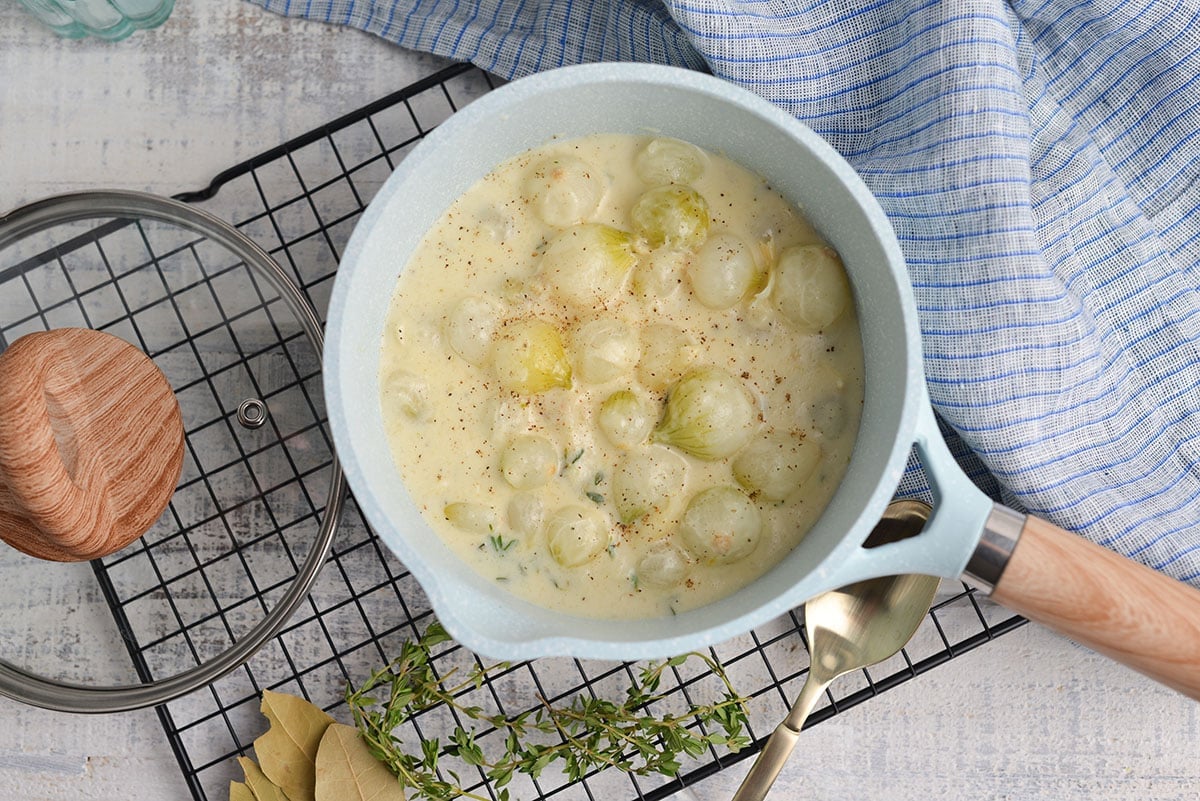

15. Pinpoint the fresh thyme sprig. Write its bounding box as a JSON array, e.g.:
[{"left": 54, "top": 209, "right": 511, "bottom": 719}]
[{"left": 345, "top": 621, "right": 751, "bottom": 801}]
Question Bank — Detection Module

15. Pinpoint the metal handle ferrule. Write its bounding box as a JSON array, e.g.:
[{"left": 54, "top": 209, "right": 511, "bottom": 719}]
[{"left": 964, "top": 503, "right": 1026, "bottom": 594}]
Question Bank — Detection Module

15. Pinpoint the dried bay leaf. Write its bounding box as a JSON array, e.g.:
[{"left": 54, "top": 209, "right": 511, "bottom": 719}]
[
  {"left": 315, "top": 723, "right": 407, "bottom": 801},
  {"left": 237, "top": 757, "right": 290, "bottom": 801},
  {"left": 254, "top": 688, "right": 336, "bottom": 801},
  {"left": 229, "top": 780, "right": 257, "bottom": 801}
]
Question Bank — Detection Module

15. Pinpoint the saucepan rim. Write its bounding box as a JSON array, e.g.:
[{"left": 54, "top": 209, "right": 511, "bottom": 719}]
[{"left": 323, "top": 62, "right": 984, "bottom": 660}]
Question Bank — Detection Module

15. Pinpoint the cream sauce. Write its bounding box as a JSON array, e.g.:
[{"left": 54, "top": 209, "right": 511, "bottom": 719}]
[{"left": 379, "top": 134, "right": 864, "bottom": 619}]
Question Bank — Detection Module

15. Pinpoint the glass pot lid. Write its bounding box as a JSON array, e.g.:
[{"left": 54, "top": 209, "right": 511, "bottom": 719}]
[{"left": 0, "top": 190, "right": 345, "bottom": 713}]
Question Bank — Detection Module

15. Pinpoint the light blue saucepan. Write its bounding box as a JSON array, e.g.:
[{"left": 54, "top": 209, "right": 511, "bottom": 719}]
[{"left": 325, "top": 64, "right": 1200, "bottom": 695}]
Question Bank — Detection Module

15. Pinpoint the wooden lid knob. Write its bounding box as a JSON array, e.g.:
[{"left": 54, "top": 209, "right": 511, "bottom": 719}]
[{"left": 0, "top": 328, "right": 185, "bottom": 562}]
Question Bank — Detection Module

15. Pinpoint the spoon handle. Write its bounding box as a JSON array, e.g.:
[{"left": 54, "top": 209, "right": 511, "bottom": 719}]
[
  {"left": 731, "top": 675, "right": 829, "bottom": 801},
  {"left": 991, "top": 515, "right": 1200, "bottom": 699}
]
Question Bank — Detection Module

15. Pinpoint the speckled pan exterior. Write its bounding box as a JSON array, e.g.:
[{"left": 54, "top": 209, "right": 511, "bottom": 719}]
[{"left": 324, "top": 62, "right": 993, "bottom": 661}]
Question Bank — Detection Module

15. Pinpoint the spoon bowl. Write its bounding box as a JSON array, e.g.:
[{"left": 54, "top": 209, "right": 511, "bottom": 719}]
[{"left": 732, "top": 499, "right": 939, "bottom": 801}]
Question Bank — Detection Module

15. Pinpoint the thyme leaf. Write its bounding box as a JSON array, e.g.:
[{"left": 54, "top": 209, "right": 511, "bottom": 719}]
[
  {"left": 345, "top": 622, "right": 750, "bottom": 800},
  {"left": 488, "top": 534, "right": 517, "bottom": 553},
  {"left": 560, "top": 447, "right": 585, "bottom": 475}
]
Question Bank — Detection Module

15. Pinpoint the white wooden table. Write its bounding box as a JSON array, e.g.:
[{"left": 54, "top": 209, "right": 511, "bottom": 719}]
[{"left": 0, "top": 3, "right": 1196, "bottom": 800}]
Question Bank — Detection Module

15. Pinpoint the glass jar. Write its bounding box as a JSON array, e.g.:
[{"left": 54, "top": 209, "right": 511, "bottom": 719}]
[{"left": 16, "top": 0, "right": 174, "bottom": 41}]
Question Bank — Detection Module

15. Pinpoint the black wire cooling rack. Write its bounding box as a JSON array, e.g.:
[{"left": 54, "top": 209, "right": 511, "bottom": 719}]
[{"left": 0, "top": 61, "right": 1026, "bottom": 801}]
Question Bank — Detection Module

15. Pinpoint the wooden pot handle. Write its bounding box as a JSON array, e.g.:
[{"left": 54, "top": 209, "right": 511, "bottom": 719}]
[{"left": 991, "top": 515, "right": 1200, "bottom": 700}]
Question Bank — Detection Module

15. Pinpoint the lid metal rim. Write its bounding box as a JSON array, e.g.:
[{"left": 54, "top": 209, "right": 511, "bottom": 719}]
[{"left": 0, "top": 189, "right": 346, "bottom": 713}]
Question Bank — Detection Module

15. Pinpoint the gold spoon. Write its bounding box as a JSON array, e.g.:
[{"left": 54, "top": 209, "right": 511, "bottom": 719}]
[{"left": 732, "top": 500, "right": 940, "bottom": 801}]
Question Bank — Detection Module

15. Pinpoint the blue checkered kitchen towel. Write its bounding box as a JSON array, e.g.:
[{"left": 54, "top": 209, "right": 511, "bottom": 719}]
[{"left": 250, "top": 0, "right": 1200, "bottom": 586}]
